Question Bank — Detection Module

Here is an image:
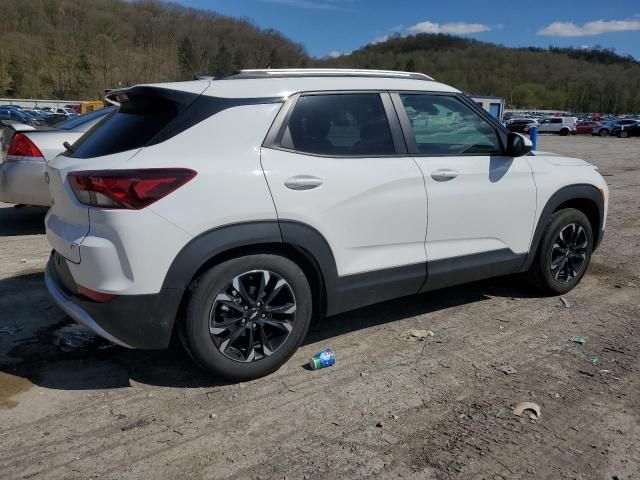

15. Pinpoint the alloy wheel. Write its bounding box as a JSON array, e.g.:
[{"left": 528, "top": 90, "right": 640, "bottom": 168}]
[
  {"left": 208, "top": 270, "right": 296, "bottom": 362},
  {"left": 550, "top": 223, "right": 588, "bottom": 283}
]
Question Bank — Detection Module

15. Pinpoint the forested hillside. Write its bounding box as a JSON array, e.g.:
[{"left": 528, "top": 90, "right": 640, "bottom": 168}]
[
  {"left": 1, "top": 0, "right": 639, "bottom": 113},
  {"left": 318, "top": 34, "right": 640, "bottom": 113},
  {"left": 0, "top": 0, "right": 307, "bottom": 100}
]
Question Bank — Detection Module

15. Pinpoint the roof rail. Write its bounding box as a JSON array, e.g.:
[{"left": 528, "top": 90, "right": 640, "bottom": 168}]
[{"left": 222, "top": 68, "right": 434, "bottom": 81}]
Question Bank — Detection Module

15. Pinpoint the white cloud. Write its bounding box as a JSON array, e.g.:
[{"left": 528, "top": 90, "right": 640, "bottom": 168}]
[
  {"left": 538, "top": 18, "right": 640, "bottom": 37},
  {"left": 325, "top": 51, "right": 343, "bottom": 58},
  {"left": 369, "top": 20, "right": 490, "bottom": 45},
  {"left": 406, "top": 21, "right": 491, "bottom": 35},
  {"left": 371, "top": 35, "right": 389, "bottom": 44}
]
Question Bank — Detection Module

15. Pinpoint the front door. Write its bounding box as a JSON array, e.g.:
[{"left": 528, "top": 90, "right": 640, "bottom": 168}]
[{"left": 392, "top": 93, "right": 537, "bottom": 286}]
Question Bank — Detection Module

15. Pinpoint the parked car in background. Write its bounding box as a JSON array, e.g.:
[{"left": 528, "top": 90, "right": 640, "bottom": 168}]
[
  {"left": 507, "top": 118, "right": 539, "bottom": 133},
  {"left": 575, "top": 121, "right": 597, "bottom": 135},
  {"left": 0, "top": 108, "right": 42, "bottom": 126},
  {"left": 42, "top": 69, "right": 607, "bottom": 381},
  {"left": 592, "top": 119, "right": 638, "bottom": 137},
  {"left": 56, "top": 107, "right": 77, "bottom": 116},
  {"left": 0, "top": 106, "right": 115, "bottom": 206},
  {"left": 537, "top": 117, "right": 577, "bottom": 136},
  {"left": 592, "top": 119, "right": 618, "bottom": 137},
  {"left": 612, "top": 120, "right": 640, "bottom": 138}
]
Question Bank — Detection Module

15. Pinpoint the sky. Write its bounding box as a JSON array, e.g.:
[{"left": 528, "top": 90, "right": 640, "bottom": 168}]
[{"left": 175, "top": 0, "right": 640, "bottom": 59}]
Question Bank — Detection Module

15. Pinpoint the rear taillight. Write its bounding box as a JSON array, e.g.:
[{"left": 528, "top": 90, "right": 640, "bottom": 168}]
[
  {"left": 67, "top": 168, "right": 197, "bottom": 209},
  {"left": 7, "top": 133, "right": 44, "bottom": 160}
]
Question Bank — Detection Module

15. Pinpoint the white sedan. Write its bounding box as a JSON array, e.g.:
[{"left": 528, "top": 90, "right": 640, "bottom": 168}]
[{"left": 0, "top": 107, "right": 114, "bottom": 206}]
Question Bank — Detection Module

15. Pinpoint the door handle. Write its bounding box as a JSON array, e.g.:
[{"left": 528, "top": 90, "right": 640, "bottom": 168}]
[
  {"left": 430, "top": 169, "right": 459, "bottom": 182},
  {"left": 284, "top": 175, "right": 323, "bottom": 191}
]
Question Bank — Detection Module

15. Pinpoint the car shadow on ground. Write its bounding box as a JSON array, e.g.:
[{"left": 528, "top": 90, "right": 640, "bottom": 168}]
[
  {"left": 0, "top": 204, "right": 47, "bottom": 236},
  {"left": 0, "top": 268, "right": 543, "bottom": 394}
]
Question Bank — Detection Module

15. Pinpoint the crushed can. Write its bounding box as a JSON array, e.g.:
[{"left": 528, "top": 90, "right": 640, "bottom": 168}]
[{"left": 309, "top": 348, "right": 335, "bottom": 370}]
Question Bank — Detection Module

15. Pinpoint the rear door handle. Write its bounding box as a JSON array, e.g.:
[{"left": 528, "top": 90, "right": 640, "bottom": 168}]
[
  {"left": 284, "top": 175, "right": 323, "bottom": 191},
  {"left": 430, "top": 169, "right": 459, "bottom": 182}
]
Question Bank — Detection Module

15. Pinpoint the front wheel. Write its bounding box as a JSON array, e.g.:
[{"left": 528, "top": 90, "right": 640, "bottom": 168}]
[
  {"left": 183, "top": 254, "right": 312, "bottom": 381},
  {"left": 619, "top": 131, "right": 629, "bottom": 138},
  {"left": 526, "top": 208, "right": 593, "bottom": 295},
  {"left": 599, "top": 129, "right": 609, "bottom": 137}
]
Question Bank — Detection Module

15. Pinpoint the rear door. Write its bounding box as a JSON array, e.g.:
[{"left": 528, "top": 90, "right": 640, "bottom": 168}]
[{"left": 261, "top": 92, "right": 428, "bottom": 281}]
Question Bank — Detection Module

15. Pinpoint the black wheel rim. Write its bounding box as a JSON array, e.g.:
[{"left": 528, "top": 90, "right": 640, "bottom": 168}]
[
  {"left": 209, "top": 270, "right": 296, "bottom": 363},
  {"left": 550, "top": 223, "right": 588, "bottom": 283}
]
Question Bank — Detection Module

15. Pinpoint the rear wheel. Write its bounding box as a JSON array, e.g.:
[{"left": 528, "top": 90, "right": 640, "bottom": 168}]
[
  {"left": 599, "top": 129, "right": 609, "bottom": 137},
  {"left": 559, "top": 128, "right": 569, "bottom": 136},
  {"left": 619, "top": 131, "right": 629, "bottom": 138},
  {"left": 526, "top": 208, "right": 593, "bottom": 295},
  {"left": 183, "top": 254, "right": 312, "bottom": 381}
]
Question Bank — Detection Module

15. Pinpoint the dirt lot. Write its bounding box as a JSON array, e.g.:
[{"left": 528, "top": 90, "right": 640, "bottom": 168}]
[{"left": 0, "top": 135, "right": 639, "bottom": 480}]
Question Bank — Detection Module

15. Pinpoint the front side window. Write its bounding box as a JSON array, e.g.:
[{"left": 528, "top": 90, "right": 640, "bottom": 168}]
[
  {"left": 399, "top": 94, "right": 502, "bottom": 155},
  {"left": 281, "top": 93, "right": 395, "bottom": 156}
]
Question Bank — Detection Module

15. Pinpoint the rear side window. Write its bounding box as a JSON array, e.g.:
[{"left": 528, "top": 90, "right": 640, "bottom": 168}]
[{"left": 281, "top": 93, "right": 395, "bottom": 156}]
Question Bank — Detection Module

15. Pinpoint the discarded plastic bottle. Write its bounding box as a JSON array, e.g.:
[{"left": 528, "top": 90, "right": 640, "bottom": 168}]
[{"left": 309, "top": 348, "right": 335, "bottom": 370}]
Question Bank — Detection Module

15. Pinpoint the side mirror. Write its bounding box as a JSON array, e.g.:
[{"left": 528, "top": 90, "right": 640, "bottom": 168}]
[{"left": 506, "top": 132, "right": 532, "bottom": 157}]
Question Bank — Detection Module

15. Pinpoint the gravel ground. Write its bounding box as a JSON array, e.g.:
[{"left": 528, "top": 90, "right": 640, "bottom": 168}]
[{"left": 0, "top": 135, "right": 639, "bottom": 480}]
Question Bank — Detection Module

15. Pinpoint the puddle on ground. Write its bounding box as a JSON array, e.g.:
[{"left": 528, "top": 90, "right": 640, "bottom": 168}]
[
  {"left": 0, "top": 372, "right": 33, "bottom": 409},
  {"left": 0, "top": 318, "right": 118, "bottom": 407},
  {"left": 6, "top": 317, "right": 115, "bottom": 363}
]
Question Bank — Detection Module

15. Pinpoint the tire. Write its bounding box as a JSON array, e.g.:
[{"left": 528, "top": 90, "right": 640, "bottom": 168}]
[
  {"left": 619, "top": 131, "right": 629, "bottom": 138},
  {"left": 183, "top": 254, "right": 312, "bottom": 381},
  {"left": 559, "top": 128, "right": 569, "bottom": 136},
  {"left": 526, "top": 208, "right": 593, "bottom": 295},
  {"left": 599, "top": 129, "right": 609, "bottom": 137}
]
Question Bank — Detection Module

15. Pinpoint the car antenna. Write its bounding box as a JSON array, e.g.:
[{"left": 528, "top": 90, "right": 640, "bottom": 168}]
[{"left": 178, "top": 49, "right": 200, "bottom": 81}]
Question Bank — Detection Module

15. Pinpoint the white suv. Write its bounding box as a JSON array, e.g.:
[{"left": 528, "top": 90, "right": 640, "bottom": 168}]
[
  {"left": 538, "top": 116, "right": 578, "bottom": 136},
  {"left": 44, "top": 69, "right": 608, "bottom": 380}
]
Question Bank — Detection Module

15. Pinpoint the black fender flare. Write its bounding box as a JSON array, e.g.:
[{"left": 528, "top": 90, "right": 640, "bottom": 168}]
[
  {"left": 161, "top": 220, "right": 423, "bottom": 319},
  {"left": 161, "top": 220, "right": 341, "bottom": 313},
  {"left": 522, "top": 184, "right": 604, "bottom": 270},
  {"left": 162, "top": 221, "right": 284, "bottom": 290}
]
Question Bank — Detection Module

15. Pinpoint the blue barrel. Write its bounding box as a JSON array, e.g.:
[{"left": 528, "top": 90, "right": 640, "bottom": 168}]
[{"left": 529, "top": 126, "right": 538, "bottom": 151}]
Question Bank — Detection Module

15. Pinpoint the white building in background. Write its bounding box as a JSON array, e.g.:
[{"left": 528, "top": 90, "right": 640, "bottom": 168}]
[{"left": 470, "top": 95, "right": 505, "bottom": 120}]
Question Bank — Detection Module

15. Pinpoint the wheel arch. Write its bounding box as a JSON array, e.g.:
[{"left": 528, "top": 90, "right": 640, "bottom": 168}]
[
  {"left": 163, "top": 221, "right": 336, "bottom": 327},
  {"left": 523, "top": 184, "right": 604, "bottom": 270}
]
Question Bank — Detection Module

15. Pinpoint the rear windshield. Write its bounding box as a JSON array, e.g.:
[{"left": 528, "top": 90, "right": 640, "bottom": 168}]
[
  {"left": 69, "top": 91, "right": 185, "bottom": 158},
  {"left": 67, "top": 87, "right": 282, "bottom": 159}
]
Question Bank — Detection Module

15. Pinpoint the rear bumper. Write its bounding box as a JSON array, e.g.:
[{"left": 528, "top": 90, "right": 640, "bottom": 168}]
[
  {"left": 45, "top": 252, "right": 184, "bottom": 349},
  {"left": 0, "top": 160, "right": 50, "bottom": 206}
]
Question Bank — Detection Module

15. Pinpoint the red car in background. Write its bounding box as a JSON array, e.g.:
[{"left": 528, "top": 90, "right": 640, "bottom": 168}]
[{"left": 575, "top": 121, "right": 597, "bottom": 135}]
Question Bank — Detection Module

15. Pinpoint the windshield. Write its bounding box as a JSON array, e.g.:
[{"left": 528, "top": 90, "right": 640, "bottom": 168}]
[{"left": 57, "top": 107, "right": 115, "bottom": 131}]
